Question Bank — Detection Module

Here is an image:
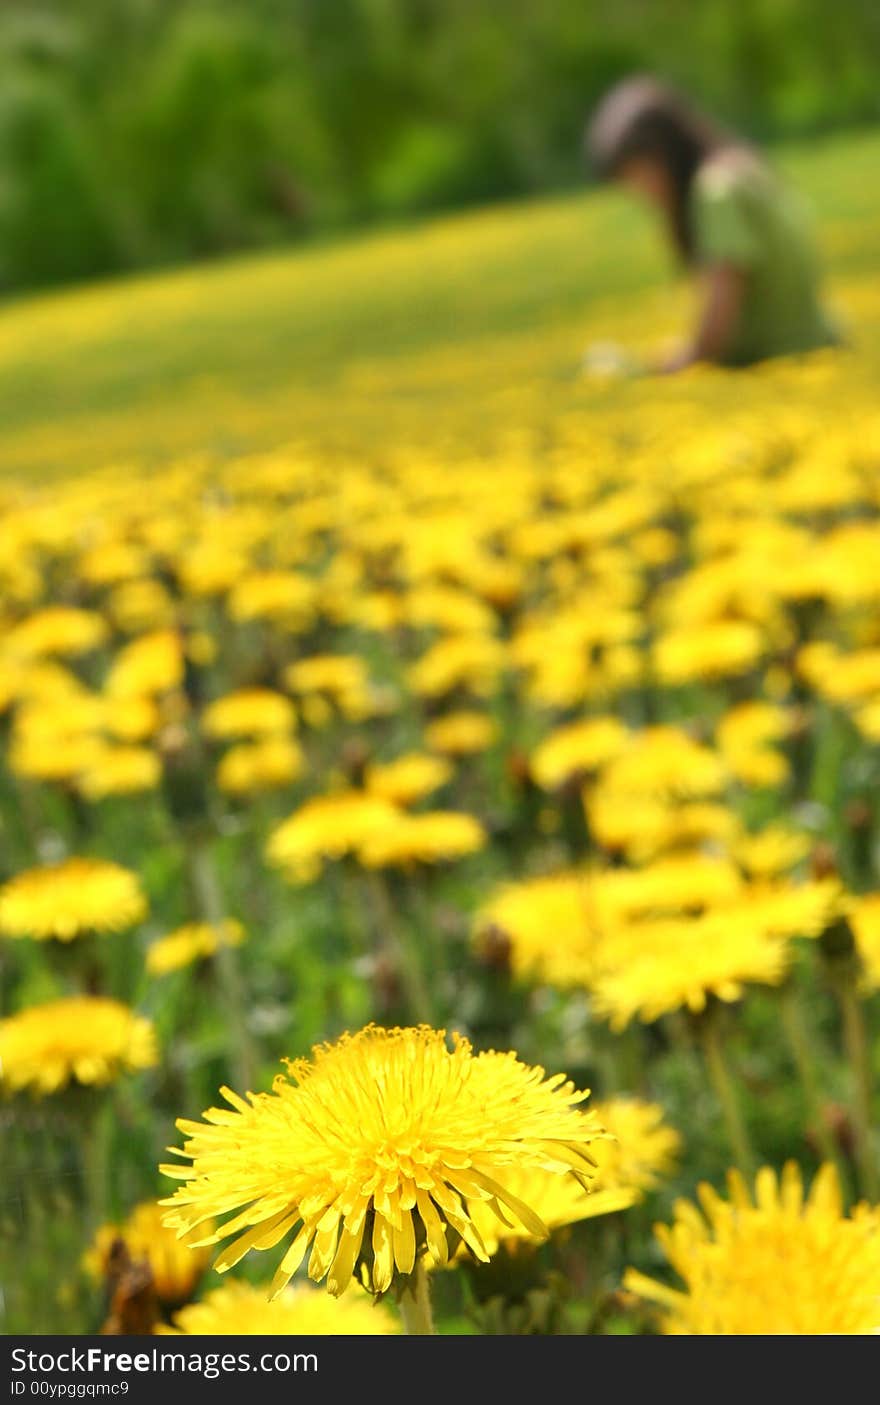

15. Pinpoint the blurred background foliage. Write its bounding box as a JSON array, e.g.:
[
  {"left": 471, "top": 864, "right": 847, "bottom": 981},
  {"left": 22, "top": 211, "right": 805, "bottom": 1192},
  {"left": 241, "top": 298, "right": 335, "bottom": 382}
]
[{"left": 2, "top": 0, "right": 880, "bottom": 292}]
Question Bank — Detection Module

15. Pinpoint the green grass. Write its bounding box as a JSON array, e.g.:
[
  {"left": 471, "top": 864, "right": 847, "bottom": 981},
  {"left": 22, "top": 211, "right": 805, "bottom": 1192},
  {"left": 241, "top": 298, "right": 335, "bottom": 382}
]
[{"left": 1, "top": 128, "right": 878, "bottom": 476}]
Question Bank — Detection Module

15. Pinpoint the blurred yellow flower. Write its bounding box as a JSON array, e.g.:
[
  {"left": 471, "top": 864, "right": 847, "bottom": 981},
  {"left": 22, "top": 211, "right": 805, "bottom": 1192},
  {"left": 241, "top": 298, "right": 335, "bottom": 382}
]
[
  {"left": 147, "top": 920, "right": 245, "bottom": 976},
  {"left": 0, "top": 858, "right": 147, "bottom": 940},
  {"left": 77, "top": 745, "right": 161, "bottom": 800},
  {"left": 365, "top": 752, "right": 452, "bottom": 806},
  {"left": 163, "top": 1281, "right": 398, "bottom": 1335},
  {"left": 107, "top": 579, "right": 175, "bottom": 633},
  {"left": 591, "top": 915, "right": 789, "bottom": 1029},
  {"left": 4, "top": 606, "right": 108, "bottom": 659},
  {"left": 531, "top": 716, "right": 629, "bottom": 790},
  {"left": 202, "top": 688, "right": 296, "bottom": 740},
  {"left": 625, "top": 1163, "right": 880, "bottom": 1334},
  {"left": 216, "top": 736, "right": 304, "bottom": 794},
  {"left": 600, "top": 727, "right": 727, "bottom": 800},
  {"left": 462, "top": 1168, "right": 636, "bottom": 1259},
  {"left": 423, "top": 710, "right": 497, "bottom": 756},
  {"left": 283, "top": 654, "right": 371, "bottom": 711},
  {"left": 732, "top": 825, "right": 811, "bottom": 878},
  {"left": 85, "top": 1201, "right": 209, "bottom": 1305},
  {"left": 358, "top": 811, "right": 486, "bottom": 868},
  {"left": 409, "top": 634, "right": 505, "bottom": 699},
  {"left": 106, "top": 630, "right": 184, "bottom": 698},
  {"left": 266, "top": 791, "right": 400, "bottom": 882},
  {"left": 654, "top": 620, "right": 765, "bottom": 685},
  {"left": 0, "top": 996, "right": 157, "bottom": 1094},
  {"left": 228, "top": 571, "right": 314, "bottom": 625},
  {"left": 590, "top": 1098, "right": 681, "bottom": 1193},
  {"left": 847, "top": 894, "right": 880, "bottom": 991}
]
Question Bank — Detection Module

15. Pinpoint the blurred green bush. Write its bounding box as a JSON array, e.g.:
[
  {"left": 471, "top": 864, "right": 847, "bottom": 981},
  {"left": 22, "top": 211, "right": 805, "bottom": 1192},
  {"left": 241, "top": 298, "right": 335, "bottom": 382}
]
[{"left": 1, "top": 0, "right": 879, "bottom": 291}]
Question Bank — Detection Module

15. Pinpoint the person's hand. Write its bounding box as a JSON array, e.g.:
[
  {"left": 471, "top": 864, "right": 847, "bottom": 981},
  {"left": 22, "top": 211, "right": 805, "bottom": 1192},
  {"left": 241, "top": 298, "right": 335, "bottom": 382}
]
[
  {"left": 580, "top": 341, "right": 641, "bottom": 379},
  {"left": 652, "top": 343, "right": 699, "bottom": 375}
]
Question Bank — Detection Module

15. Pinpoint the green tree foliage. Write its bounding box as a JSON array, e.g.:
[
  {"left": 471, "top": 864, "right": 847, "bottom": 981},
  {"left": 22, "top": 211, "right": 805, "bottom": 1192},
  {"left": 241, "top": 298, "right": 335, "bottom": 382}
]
[{"left": 1, "top": 0, "right": 879, "bottom": 290}]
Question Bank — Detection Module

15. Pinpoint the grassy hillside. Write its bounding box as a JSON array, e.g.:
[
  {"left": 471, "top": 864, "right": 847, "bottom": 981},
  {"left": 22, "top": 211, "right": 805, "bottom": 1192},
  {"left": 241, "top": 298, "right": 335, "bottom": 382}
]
[{"left": 1, "top": 129, "right": 879, "bottom": 477}]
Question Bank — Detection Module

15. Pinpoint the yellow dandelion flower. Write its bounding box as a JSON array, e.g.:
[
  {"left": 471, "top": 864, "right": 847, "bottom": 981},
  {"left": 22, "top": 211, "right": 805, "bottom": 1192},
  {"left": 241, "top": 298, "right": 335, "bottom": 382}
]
[
  {"left": 202, "top": 689, "right": 296, "bottom": 740},
  {"left": 85, "top": 1201, "right": 209, "bottom": 1305},
  {"left": 283, "top": 654, "right": 370, "bottom": 707},
  {"left": 266, "top": 792, "right": 400, "bottom": 882},
  {"left": 847, "top": 894, "right": 880, "bottom": 991},
  {"left": 0, "top": 996, "right": 157, "bottom": 1094},
  {"left": 6, "top": 660, "right": 88, "bottom": 704},
  {"left": 590, "top": 1098, "right": 681, "bottom": 1194},
  {"left": 160, "top": 1025, "right": 606, "bottom": 1297},
  {"left": 630, "top": 526, "right": 679, "bottom": 567},
  {"left": 10, "top": 728, "right": 106, "bottom": 782},
  {"left": 601, "top": 727, "right": 727, "bottom": 800},
  {"left": 731, "top": 877, "right": 841, "bottom": 939},
  {"left": 423, "top": 710, "right": 497, "bottom": 756},
  {"left": 106, "top": 630, "right": 183, "bottom": 698},
  {"left": 732, "top": 826, "right": 811, "bottom": 878},
  {"left": 476, "top": 871, "right": 603, "bottom": 988},
  {"left": 178, "top": 545, "right": 250, "bottom": 598},
  {"left": 531, "top": 716, "right": 629, "bottom": 790},
  {"left": 716, "top": 700, "right": 792, "bottom": 787},
  {"left": 5, "top": 606, "right": 108, "bottom": 659},
  {"left": 147, "top": 920, "right": 245, "bottom": 977},
  {"left": 216, "top": 736, "right": 304, "bottom": 795},
  {"left": 408, "top": 634, "right": 505, "bottom": 699},
  {"left": 163, "top": 1281, "right": 398, "bottom": 1335},
  {"left": 228, "top": 571, "right": 315, "bottom": 625},
  {"left": 102, "top": 695, "right": 161, "bottom": 741},
  {"left": 78, "top": 541, "right": 149, "bottom": 586},
  {"left": 107, "top": 579, "right": 175, "bottom": 634},
  {"left": 403, "top": 584, "right": 495, "bottom": 635},
  {"left": 461, "top": 1168, "right": 637, "bottom": 1259},
  {"left": 0, "top": 858, "right": 147, "bottom": 940},
  {"left": 624, "top": 1163, "right": 880, "bottom": 1334},
  {"left": 13, "top": 693, "right": 106, "bottom": 738},
  {"left": 599, "top": 853, "right": 744, "bottom": 919},
  {"left": 454, "top": 1097, "right": 680, "bottom": 1260},
  {"left": 591, "top": 915, "right": 790, "bottom": 1029},
  {"left": 653, "top": 620, "right": 765, "bottom": 685},
  {"left": 855, "top": 696, "right": 880, "bottom": 742},
  {"left": 716, "top": 700, "right": 791, "bottom": 753},
  {"left": 358, "top": 811, "right": 486, "bottom": 868},
  {"left": 77, "top": 745, "right": 161, "bottom": 800},
  {"left": 365, "top": 753, "right": 452, "bottom": 806},
  {"left": 817, "top": 648, "right": 880, "bottom": 705},
  {"left": 477, "top": 857, "right": 742, "bottom": 991},
  {"left": 587, "top": 790, "right": 739, "bottom": 862}
]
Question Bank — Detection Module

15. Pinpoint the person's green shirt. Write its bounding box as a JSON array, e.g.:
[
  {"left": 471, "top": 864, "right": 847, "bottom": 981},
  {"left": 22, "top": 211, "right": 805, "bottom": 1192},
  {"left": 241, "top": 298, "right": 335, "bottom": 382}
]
[{"left": 690, "top": 154, "right": 837, "bottom": 366}]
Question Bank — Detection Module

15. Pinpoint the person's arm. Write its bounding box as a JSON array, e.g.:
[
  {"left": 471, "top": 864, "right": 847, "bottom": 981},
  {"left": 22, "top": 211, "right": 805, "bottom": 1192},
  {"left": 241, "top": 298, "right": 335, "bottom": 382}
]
[{"left": 659, "top": 263, "right": 748, "bottom": 373}]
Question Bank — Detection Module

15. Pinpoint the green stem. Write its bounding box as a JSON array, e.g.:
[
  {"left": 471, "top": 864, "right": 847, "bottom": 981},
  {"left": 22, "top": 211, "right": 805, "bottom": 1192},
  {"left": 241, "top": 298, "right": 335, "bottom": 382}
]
[
  {"left": 837, "top": 981, "right": 878, "bottom": 1200},
  {"left": 81, "top": 1095, "right": 113, "bottom": 1231},
  {"left": 186, "top": 831, "right": 256, "bottom": 1090},
  {"left": 699, "top": 1014, "right": 755, "bottom": 1180},
  {"left": 367, "top": 872, "right": 434, "bottom": 1025},
  {"left": 778, "top": 985, "right": 848, "bottom": 1183},
  {"left": 398, "top": 1259, "right": 435, "bottom": 1335}
]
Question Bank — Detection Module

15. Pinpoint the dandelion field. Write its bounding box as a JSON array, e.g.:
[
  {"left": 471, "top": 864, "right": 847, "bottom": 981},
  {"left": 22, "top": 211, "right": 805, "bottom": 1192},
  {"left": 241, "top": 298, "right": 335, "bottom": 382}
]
[{"left": 3, "top": 130, "right": 880, "bottom": 1337}]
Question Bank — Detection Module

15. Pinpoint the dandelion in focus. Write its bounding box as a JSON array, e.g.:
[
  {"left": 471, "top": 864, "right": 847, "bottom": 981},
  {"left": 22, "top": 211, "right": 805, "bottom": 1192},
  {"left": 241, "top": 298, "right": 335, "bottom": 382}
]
[{"left": 161, "top": 1025, "right": 606, "bottom": 1332}]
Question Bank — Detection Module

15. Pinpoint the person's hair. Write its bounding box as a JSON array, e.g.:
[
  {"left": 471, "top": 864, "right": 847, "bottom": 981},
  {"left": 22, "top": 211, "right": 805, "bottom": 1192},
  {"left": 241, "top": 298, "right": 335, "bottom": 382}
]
[{"left": 586, "top": 76, "right": 737, "bottom": 263}]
